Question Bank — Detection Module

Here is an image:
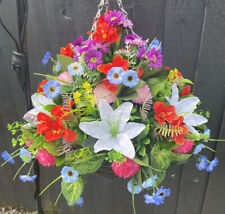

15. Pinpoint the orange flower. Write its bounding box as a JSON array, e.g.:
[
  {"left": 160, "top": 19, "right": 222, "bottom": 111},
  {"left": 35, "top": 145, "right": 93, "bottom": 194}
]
[
  {"left": 171, "top": 116, "right": 189, "bottom": 145},
  {"left": 153, "top": 102, "right": 178, "bottom": 124},
  {"left": 37, "top": 79, "right": 48, "bottom": 94},
  {"left": 60, "top": 43, "right": 74, "bottom": 58},
  {"left": 180, "top": 85, "right": 191, "bottom": 97}
]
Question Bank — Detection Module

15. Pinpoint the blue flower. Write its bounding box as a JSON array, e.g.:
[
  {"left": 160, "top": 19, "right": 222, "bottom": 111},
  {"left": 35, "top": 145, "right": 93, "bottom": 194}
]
[
  {"left": 61, "top": 166, "right": 78, "bottom": 183},
  {"left": 144, "top": 187, "right": 170, "bottom": 206},
  {"left": 142, "top": 175, "right": 158, "bottom": 189},
  {"left": 149, "top": 39, "right": 162, "bottom": 51},
  {"left": 42, "top": 51, "right": 51, "bottom": 65},
  {"left": 107, "top": 67, "right": 124, "bottom": 85},
  {"left": 144, "top": 194, "right": 155, "bottom": 204},
  {"left": 55, "top": 61, "right": 61, "bottom": 72},
  {"left": 203, "top": 129, "right": 211, "bottom": 142},
  {"left": 127, "top": 179, "right": 142, "bottom": 194},
  {"left": 193, "top": 144, "right": 205, "bottom": 155},
  {"left": 206, "top": 157, "right": 218, "bottom": 172},
  {"left": 1, "top": 151, "right": 14, "bottom": 164},
  {"left": 74, "top": 197, "right": 84, "bottom": 207},
  {"left": 20, "top": 148, "right": 31, "bottom": 163},
  {"left": 43, "top": 80, "right": 61, "bottom": 98},
  {"left": 123, "top": 70, "right": 139, "bottom": 88},
  {"left": 153, "top": 187, "right": 171, "bottom": 205},
  {"left": 196, "top": 155, "right": 208, "bottom": 171},
  {"left": 19, "top": 175, "right": 37, "bottom": 182},
  {"left": 67, "top": 62, "right": 84, "bottom": 76}
]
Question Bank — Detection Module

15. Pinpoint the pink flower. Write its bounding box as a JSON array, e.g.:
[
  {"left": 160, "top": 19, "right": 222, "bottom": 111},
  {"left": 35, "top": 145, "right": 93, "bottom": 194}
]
[
  {"left": 172, "top": 139, "right": 194, "bottom": 154},
  {"left": 132, "top": 85, "right": 152, "bottom": 104},
  {"left": 93, "top": 83, "right": 116, "bottom": 104},
  {"left": 25, "top": 139, "right": 33, "bottom": 147},
  {"left": 111, "top": 157, "right": 140, "bottom": 179},
  {"left": 57, "top": 72, "right": 73, "bottom": 85},
  {"left": 36, "top": 149, "right": 56, "bottom": 167}
]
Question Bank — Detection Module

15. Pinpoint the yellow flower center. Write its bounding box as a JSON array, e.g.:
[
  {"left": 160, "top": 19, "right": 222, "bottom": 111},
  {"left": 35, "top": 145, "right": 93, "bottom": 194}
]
[
  {"left": 110, "top": 16, "right": 117, "bottom": 21},
  {"left": 72, "top": 65, "right": 79, "bottom": 71},
  {"left": 90, "top": 57, "right": 98, "bottom": 63}
]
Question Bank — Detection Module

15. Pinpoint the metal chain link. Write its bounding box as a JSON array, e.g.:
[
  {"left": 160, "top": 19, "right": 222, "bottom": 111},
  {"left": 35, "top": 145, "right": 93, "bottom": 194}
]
[{"left": 116, "top": 0, "right": 128, "bottom": 17}]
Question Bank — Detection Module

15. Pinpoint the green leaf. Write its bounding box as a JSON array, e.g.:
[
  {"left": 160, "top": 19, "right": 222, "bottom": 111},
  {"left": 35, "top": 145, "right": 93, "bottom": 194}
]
[
  {"left": 44, "top": 104, "right": 56, "bottom": 112},
  {"left": 147, "top": 78, "right": 166, "bottom": 97},
  {"left": 133, "top": 154, "right": 149, "bottom": 166},
  {"left": 55, "top": 155, "right": 65, "bottom": 167},
  {"left": 12, "top": 138, "right": 17, "bottom": 147},
  {"left": 138, "top": 146, "right": 146, "bottom": 157},
  {"left": 61, "top": 177, "right": 84, "bottom": 206},
  {"left": 57, "top": 54, "right": 76, "bottom": 71},
  {"left": 80, "top": 117, "right": 97, "bottom": 122},
  {"left": 171, "top": 152, "right": 192, "bottom": 165},
  {"left": 137, "top": 124, "right": 149, "bottom": 142},
  {"left": 61, "top": 85, "right": 73, "bottom": 93},
  {"left": 150, "top": 143, "right": 171, "bottom": 170},
  {"left": 70, "top": 153, "right": 106, "bottom": 175},
  {"left": 142, "top": 67, "right": 169, "bottom": 81},
  {"left": 53, "top": 95, "right": 63, "bottom": 105},
  {"left": 120, "top": 92, "right": 138, "bottom": 101},
  {"left": 182, "top": 78, "right": 193, "bottom": 85},
  {"left": 43, "top": 141, "right": 59, "bottom": 155}
]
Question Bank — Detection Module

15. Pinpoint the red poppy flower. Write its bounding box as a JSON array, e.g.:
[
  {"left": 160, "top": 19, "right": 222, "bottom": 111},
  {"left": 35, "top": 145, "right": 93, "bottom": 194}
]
[
  {"left": 180, "top": 85, "right": 191, "bottom": 97},
  {"left": 37, "top": 80, "right": 48, "bottom": 94},
  {"left": 153, "top": 102, "right": 178, "bottom": 124},
  {"left": 165, "top": 66, "right": 170, "bottom": 70},
  {"left": 51, "top": 105, "right": 71, "bottom": 119},
  {"left": 92, "top": 17, "right": 119, "bottom": 44},
  {"left": 135, "top": 67, "right": 144, "bottom": 78},
  {"left": 36, "top": 112, "right": 54, "bottom": 135},
  {"left": 171, "top": 116, "right": 189, "bottom": 145},
  {"left": 102, "top": 80, "right": 118, "bottom": 94},
  {"left": 97, "top": 55, "right": 129, "bottom": 74},
  {"left": 45, "top": 117, "right": 77, "bottom": 142},
  {"left": 60, "top": 43, "right": 74, "bottom": 58}
]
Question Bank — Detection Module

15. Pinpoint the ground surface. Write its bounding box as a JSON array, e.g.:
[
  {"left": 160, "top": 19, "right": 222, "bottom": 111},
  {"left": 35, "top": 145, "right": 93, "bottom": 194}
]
[{"left": 0, "top": 207, "right": 36, "bottom": 214}]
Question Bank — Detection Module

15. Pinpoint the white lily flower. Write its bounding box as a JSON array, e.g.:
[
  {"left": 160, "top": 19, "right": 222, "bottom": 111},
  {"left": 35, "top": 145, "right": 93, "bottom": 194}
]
[
  {"left": 23, "top": 93, "right": 55, "bottom": 122},
  {"left": 165, "top": 84, "right": 208, "bottom": 136},
  {"left": 79, "top": 99, "right": 145, "bottom": 159}
]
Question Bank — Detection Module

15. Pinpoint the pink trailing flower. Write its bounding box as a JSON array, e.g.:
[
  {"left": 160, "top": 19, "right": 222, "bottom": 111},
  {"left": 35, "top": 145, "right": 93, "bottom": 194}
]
[
  {"left": 57, "top": 72, "right": 73, "bottom": 85},
  {"left": 148, "top": 47, "right": 163, "bottom": 70},
  {"left": 132, "top": 85, "right": 152, "bottom": 104},
  {"left": 25, "top": 139, "right": 33, "bottom": 147},
  {"left": 111, "top": 157, "right": 140, "bottom": 179},
  {"left": 172, "top": 139, "right": 194, "bottom": 154},
  {"left": 93, "top": 83, "right": 116, "bottom": 104},
  {"left": 36, "top": 149, "right": 56, "bottom": 167}
]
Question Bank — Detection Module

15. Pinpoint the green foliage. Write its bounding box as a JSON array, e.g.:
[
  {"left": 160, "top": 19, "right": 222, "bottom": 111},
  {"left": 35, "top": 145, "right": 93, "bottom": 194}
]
[
  {"left": 55, "top": 155, "right": 65, "bottom": 167},
  {"left": 105, "top": 150, "right": 126, "bottom": 163},
  {"left": 84, "top": 68, "right": 101, "bottom": 84},
  {"left": 53, "top": 95, "right": 63, "bottom": 105},
  {"left": 44, "top": 104, "right": 56, "bottom": 112},
  {"left": 154, "top": 123, "right": 185, "bottom": 138},
  {"left": 57, "top": 54, "right": 75, "bottom": 71},
  {"left": 133, "top": 154, "right": 149, "bottom": 166},
  {"left": 61, "top": 177, "right": 84, "bottom": 206},
  {"left": 43, "top": 140, "right": 60, "bottom": 155},
  {"left": 141, "top": 67, "right": 169, "bottom": 81},
  {"left": 182, "top": 78, "right": 193, "bottom": 85},
  {"left": 171, "top": 152, "right": 192, "bottom": 165}
]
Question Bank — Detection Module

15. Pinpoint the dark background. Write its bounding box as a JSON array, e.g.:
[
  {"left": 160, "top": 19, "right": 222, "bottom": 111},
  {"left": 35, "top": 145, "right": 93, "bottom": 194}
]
[{"left": 0, "top": 0, "right": 225, "bottom": 213}]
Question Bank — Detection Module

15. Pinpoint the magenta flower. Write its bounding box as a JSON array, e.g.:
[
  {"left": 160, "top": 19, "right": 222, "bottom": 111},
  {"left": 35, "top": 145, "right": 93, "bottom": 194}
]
[
  {"left": 136, "top": 47, "right": 151, "bottom": 60},
  {"left": 119, "top": 16, "right": 133, "bottom": 29},
  {"left": 105, "top": 10, "right": 124, "bottom": 27},
  {"left": 124, "top": 34, "right": 146, "bottom": 47},
  {"left": 148, "top": 47, "right": 163, "bottom": 70},
  {"left": 71, "top": 36, "right": 83, "bottom": 47},
  {"left": 84, "top": 50, "right": 103, "bottom": 69}
]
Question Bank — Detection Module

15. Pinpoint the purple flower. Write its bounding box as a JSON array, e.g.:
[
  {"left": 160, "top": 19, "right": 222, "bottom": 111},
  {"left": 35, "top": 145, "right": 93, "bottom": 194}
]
[
  {"left": 148, "top": 47, "right": 163, "bottom": 70},
  {"left": 119, "top": 16, "right": 133, "bottom": 29},
  {"left": 91, "top": 41, "right": 109, "bottom": 54},
  {"left": 84, "top": 50, "right": 103, "bottom": 69},
  {"left": 124, "top": 34, "right": 146, "bottom": 47},
  {"left": 136, "top": 47, "right": 151, "bottom": 60},
  {"left": 71, "top": 36, "right": 83, "bottom": 47},
  {"left": 105, "top": 10, "right": 124, "bottom": 27}
]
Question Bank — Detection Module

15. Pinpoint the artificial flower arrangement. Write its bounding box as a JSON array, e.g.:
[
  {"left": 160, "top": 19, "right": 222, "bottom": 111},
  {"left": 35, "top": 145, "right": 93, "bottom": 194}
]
[{"left": 1, "top": 8, "right": 219, "bottom": 213}]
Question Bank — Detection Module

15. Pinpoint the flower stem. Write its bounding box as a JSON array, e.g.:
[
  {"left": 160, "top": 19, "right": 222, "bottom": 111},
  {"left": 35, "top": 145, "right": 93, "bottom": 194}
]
[
  {"left": 28, "top": 159, "right": 36, "bottom": 175},
  {"left": 148, "top": 165, "right": 166, "bottom": 173},
  {"left": 209, "top": 138, "right": 225, "bottom": 142},
  {"left": 13, "top": 162, "right": 27, "bottom": 180},
  {"left": 1, "top": 153, "right": 20, "bottom": 167},
  {"left": 116, "top": 26, "right": 123, "bottom": 51},
  {"left": 39, "top": 175, "right": 62, "bottom": 196},
  {"left": 54, "top": 190, "right": 62, "bottom": 206},
  {"left": 131, "top": 176, "right": 136, "bottom": 214},
  {"left": 204, "top": 145, "right": 215, "bottom": 152}
]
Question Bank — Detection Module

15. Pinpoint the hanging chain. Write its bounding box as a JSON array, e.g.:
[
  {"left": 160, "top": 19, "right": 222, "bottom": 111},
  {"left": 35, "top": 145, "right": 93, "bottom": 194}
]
[{"left": 116, "top": 0, "right": 128, "bottom": 17}]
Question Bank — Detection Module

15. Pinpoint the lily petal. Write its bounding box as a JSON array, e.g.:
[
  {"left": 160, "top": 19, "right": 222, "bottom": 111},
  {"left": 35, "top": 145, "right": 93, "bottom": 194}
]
[
  {"left": 166, "top": 84, "right": 179, "bottom": 105},
  {"left": 79, "top": 121, "right": 111, "bottom": 139},
  {"left": 94, "top": 137, "right": 116, "bottom": 153},
  {"left": 113, "top": 134, "right": 135, "bottom": 159},
  {"left": 185, "top": 124, "right": 200, "bottom": 137},
  {"left": 184, "top": 113, "right": 208, "bottom": 126},
  {"left": 110, "top": 102, "right": 133, "bottom": 132},
  {"left": 175, "top": 97, "right": 200, "bottom": 116},
  {"left": 98, "top": 99, "right": 113, "bottom": 120},
  {"left": 32, "top": 94, "right": 54, "bottom": 109},
  {"left": 121, "top": 122, "right": 145, "bottom": 139}
]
